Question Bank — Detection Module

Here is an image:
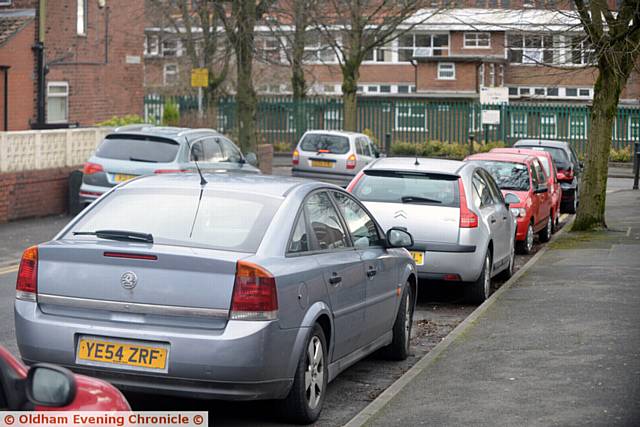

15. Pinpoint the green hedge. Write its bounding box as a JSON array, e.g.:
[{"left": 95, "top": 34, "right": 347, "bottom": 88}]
[{"left": 389, "top": 141, "right": 506, "bottom": 160}]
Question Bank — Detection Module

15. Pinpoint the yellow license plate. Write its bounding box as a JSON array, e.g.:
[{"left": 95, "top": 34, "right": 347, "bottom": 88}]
[
  {"left": 410, "top": 251, "right": 424, "bottom": 266},
  {"left": 311, "top": 160, "right": 335, "bottom": 168},
  {"left": 114, "top": 174, "right": 136, "bottom": 183},
  {"left": 76, "top": 337, "right": 169, "bottom": 372}
]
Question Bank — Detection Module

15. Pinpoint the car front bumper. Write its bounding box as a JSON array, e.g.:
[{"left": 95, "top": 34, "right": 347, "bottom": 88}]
[{"left": 15, "top": 300, "right": 298, "bottom": 400}]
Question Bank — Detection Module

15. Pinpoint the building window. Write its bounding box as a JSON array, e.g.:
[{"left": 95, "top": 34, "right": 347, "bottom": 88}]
[
  {"left": 569, "top": 35, "right": 595, "bottom": 65},
  {"left": 489, "top": 64, "right": 495, "bottom": 86},
  {"left": 569, "top": 113, "right": 588, "bottom": 139},
  {"left": 508, "top": 87, "right": 518, "bottom": 95},
  {"left": 259, "top": 36, "right": 282, "bottom": 62},
  {"left": 304, "top": 31, "right": 336, "bottom": 63},
  {"left": 510, "top": 112, "right": 527, "bottom": 137},
  {"left": 363, "top": 33, "right": 393, "bottom": 62},
  {"left": 437, "top": 62, "right": 455, "bottom": 80},
  {"left": 519, "top": 87, "right": 530, "bottom": 95},
  {"left": 380, "top": 85, "right": 391, "bottom": 93},
  {"left": 399, "top": 33, "right": 448, "bottom": 61},
  {"left": 464, "top": 32, "right": 490, "bottom": 48},
  {"left": 566, "top": 88, "right": 578, "bottom": 97},
  {"left": 367, "top": 86, "right": 378, "bottom": 93},
  {"left": 398, "top": 85, "right": 409, "bottom": 93},
  {"left": 163, "top": 64, "right": 178, "bottom": 85},
  {"left": 508, "top": 33, "right": 594, "bottom": 65},
  {"left": 162, "top": 39, "right": 180, "bottom": 57},
  {"left": 77, "top": 0, "right": 88, "bottom": 35},
  {"left": 534, "top": 88, "right": 545, "bottom": 95},
  {"left": 578, "top": 88, "right": 591, "bottom": 97},
  {"left": 540, "top": 114, "right": 557, "bottom": 138},
  {"left": 0, "top": 0, "right": 13, "bottom": 5},
  {"left": 47, "top": 82, "right": 69, "bottom": 124},
  {"left": 546, "top": 87, "right": 559, "bottom": 96},
  {"left": 395, "top": 105, "right": 426, "bottom": 131},
  {"left": 478, "top": 63, "right": 485, "bottom": 88},
  {"left": 144, "top": 34, "right": 160, "bottom": 56}
]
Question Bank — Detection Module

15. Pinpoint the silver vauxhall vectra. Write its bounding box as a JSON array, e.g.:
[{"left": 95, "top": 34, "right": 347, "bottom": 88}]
[{"left": 15, "top": 173, "right": 416, "bottom": 424}]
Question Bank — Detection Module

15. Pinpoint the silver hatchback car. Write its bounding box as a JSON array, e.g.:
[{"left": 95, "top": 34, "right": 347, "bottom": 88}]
[
  {"left": 347, "top": 157, "right": 516, "bottom": 303},
  {"left": 79, "top": 125, "right": 260, "bottom": 206},
  {"left": 15, "top": 173, "right": 416, "bottom": 424},
  {"left": 292, "top": 130, "right": 380, "bottom": 185}
]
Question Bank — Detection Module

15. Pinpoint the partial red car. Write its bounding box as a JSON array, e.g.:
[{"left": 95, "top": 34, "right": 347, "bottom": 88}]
[
  {"left": 464, "top": 152, "right": 553, "bottom": 254},
  {"left": 0, "top": 345, "right": 130, "bottom": 411},
  {"left": 490, "top": 147, "right": 562, "bottom": 232}
]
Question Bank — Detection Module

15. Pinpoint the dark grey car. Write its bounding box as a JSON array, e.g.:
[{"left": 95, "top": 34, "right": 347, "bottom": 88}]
[
  {"left": 16, "top": 173, "right": 416, "bottom": 424},
  {"left": 79, "top": 125, "right": 260, "bottom": 206}
]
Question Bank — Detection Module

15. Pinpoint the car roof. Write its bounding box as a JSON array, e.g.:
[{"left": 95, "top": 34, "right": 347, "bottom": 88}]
[
  {"left": 465, "top": 152, "right": 536, "bottom": 164},
  {"left": 109, "top": 125, "right": 221, "bottom": 140},
  {"left": 120, "top": 172, "right": 327, "bottom": 198},
  {"left": 303, "top": 130, "right": 364, "bottom": 138},
  {"left": 492, "top": 148, "right": 553, "bottom": 158},
  {"left": 514, "top": 139, "right": 571, "bottom": 150},
  {"left": 368, "top": 156, "right": 465, "bottom": 175}
]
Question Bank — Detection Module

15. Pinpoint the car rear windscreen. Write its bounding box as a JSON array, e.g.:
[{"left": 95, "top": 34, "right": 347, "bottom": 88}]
[
  {"left": 66, "top": 188, "right": 282, "bottom": 253},
  {"left": 300, "top": 134, "right": 350, "bottom": 154},
  {"left": 352, "top": 171, "right": 459, "bottom": 207},
  {"left": 519, "top": 146, "right": 570, "bottom": 169},
  {"left": 96, "top": 135, "right": 180, "bottom": 163},
  {"left": 474, "top": 161, "right": 530, "bottom": 191}
]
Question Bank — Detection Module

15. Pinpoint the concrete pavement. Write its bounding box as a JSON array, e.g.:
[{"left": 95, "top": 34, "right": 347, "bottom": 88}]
[{"left": 352, "top": 189, "right": 640, "bottom": 426}]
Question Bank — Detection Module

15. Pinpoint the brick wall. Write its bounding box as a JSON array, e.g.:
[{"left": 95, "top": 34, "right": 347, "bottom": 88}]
[
  {"left": 0, "top": 20, "right": 35, "bottom": 130},
  {"left": 416, "top": 62, "right": 477, "bottom": 92},
  {"left": 44, "top": 0, "right": 144, "bottom": 125},
  {"left": 0, "top": 166, "right": 79, "bottom": 223}
]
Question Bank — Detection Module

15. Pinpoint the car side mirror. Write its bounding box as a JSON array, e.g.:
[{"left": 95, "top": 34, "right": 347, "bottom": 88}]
[
  {"left": 26, "top": 364, "right": 76, "bottom": 407},
  {"left": 386, "top": 227, "right": 414, "bottom": 248},
  {"left": 579, "top": 162, "right": 584, "bottom": 169},
  {"left": 504, "top": 193, "right": 521, "bottom": 208},
  {"left": 534, "top": 185, "right": 548, "bottom": 194},
  {"left": 244, "top": 152, "right": 258, "bottom": 167},
  {"left": 374, "top": 147, "right": 381, "bottom": 158}
]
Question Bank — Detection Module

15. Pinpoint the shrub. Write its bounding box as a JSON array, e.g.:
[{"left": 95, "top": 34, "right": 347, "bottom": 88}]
[
  {"left": 273, "top": 142, "right": 291, "bottom": 153},
  {"left": 95, "top": 114, "right": 145, "bottom": 127},
  {"left": 361, "top": 128, "right": 379, "bottom": 148},
  {"left": 609, "top": 146, "right": 632, "bottom": 162},
  {"left": 162, "top": 101, "right": 180, "bottom": 126},
  {"left": 390, "top": 142, "right": 419, "bottom": 156}
]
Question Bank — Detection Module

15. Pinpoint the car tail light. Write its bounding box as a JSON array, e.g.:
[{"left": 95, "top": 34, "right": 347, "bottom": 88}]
[
  {"left": 16, "top": 246, "right": 38, "bottom": 301},
  {"left": 346, "top": 171, "right": 365, "bottom": 192},
  {"left": 83, "top": 162, "right": 104, "bottom": 175},
  {"left": 154, "top": 169, "right": 188, "bottom": 174},
  {"left": 557, "top": 167, "right": 573, "bottom": 181},
  {"left": 230, "top": 261, "right": 278, "bottom": 321},
  {"left": 292, "top": 150, "right": 300, "bottom": 166},
  {"left": 458, "top": 179, "right": 478, "bottom": 228},
  {"left": 443, "top": 274, "right": 461, "bottom": 281},
  {"left": 346, "top": 154, "right": 357, "bottom": 170}
]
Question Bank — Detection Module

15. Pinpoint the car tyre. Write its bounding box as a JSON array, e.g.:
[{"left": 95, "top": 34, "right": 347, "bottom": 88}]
[
  {"left": 280, "top": 324, "right": 328, "bottom": 424},
  {"left": 382, "top": 283, "right": 413, "bottom": 361},
  {"left": 539, "top": 215, "right": 552, "bottom": 243},
  {"left": 468, "top": 251, "right": 492, "bottom": 304},
  {"left": 566, "top": 192, "right": 578, "bottom": 214},
  {"left": 516, "top": 223, "right": 534, "bottom": 255}
]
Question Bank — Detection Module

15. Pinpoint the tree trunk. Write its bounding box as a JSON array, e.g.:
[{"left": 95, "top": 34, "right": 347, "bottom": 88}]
[
  {"left": 573, "top": 65, "right": 623, "bottom": 231},
  {"left": 342, "top": 60, "right": 359, "bottom": 131},
  {"left": 234, "top": 0, "right": 258, "bottom": 153}
]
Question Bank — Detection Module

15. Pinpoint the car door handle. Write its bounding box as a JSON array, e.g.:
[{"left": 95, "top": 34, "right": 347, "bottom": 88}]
[
  {"left": 490, "top": 217, "right": 497, "bottom": 224},
  {"left": 328, "top": 274, "right": 342, "bottom": 285},
  {"left": 502, "top": 216, "right": 508, "bottom": 220},
  {"left": 366, "top": 267, "right": 377, "bottom": 278}
]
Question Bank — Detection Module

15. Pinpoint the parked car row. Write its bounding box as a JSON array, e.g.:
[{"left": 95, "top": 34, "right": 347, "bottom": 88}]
[{"left": 14, "top": 127, "right": 580, "bottom": 423}]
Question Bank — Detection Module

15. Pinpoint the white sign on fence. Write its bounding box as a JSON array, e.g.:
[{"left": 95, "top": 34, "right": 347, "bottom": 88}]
[
  {"left": 481, "top": 110, "right": 501, "bottom": 125},
  {"left": 480, "top": 87, "right": 509, "bottom": 105}
]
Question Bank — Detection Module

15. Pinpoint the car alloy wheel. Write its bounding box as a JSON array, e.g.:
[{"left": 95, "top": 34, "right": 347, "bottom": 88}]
[
  {"left": 305, "top": 336, "right": 324, "bottom": 410},
  {"left": 404, "top": 291, "right": 411, "bottom": 346},
  {"left": 483, "top": 254, "right": 491, "bottom": 298},
  {"left": 526, "top": 224, "right": 534, "bottom": 253}
]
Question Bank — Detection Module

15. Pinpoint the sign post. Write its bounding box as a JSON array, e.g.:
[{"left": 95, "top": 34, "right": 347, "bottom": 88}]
[
  {"left": 191, "top": 68, "right": 209, "bottom": 118},
  {"left": 479, "top": 87, "right": 509, "bottom": 145}
]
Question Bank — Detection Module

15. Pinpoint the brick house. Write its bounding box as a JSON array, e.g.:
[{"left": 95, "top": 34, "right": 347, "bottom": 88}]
[{"left": 0, "top": 0, "right": 144, "bottom": 130}]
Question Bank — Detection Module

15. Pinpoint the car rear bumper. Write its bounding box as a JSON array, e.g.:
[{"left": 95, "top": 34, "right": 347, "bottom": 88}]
[
  {"left": 560, "top": 182, "right": 577, "bottom": 201},
  {"left": 78, "top": 183, "right": 111, "bottom": 205},
  {"left": 408, "top": 244, "right": 484, "bottom": 282},
  {"left": 15, "top": 300, "right": 298, "bottom": 400}
]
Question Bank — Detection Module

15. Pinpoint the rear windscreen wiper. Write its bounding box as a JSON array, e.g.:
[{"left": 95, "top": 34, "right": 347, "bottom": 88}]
[
  {"left": 401, "top": 196, "right": 442, "bottom": 204},
  {"left": 129, "top": 157, "right": 158, "bottom": 163},
  {"left": 73, "top": 229, "right": 154, "bottom": 244}
]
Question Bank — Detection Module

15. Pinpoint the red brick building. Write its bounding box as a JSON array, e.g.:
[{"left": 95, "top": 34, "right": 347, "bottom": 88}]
[{"left": 0, "top": 0, "right": 144, "bottom": 130}]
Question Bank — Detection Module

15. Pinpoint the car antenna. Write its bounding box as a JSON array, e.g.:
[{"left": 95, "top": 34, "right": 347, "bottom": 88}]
[
  {"left": 414, "top": 154, "right": 420, "bottom": 166},
  {"left": 184, "top": 136, "right": 208, "bottom": 238},
  {"left": 185, "top": 136, "right": 208, "bottom": 186}
]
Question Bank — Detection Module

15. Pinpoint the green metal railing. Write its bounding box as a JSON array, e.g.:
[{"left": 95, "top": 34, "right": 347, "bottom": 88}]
[{"left": 144, "top": 95, "right": 640, "bottom": 155}]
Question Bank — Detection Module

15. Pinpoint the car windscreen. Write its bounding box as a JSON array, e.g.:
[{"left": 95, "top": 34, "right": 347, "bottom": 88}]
[
  {"left": 300, "top": 134, "right": 350, "bottom": 154},
  {"left": 536, "top": 156, "right": 551, "bottom": 177},
  {"left": 95, "top": 135, "right": 181, "bottom": 163},
  {"left": 519, "top": 146, "right": 570, "bottom": 169},
  {"left": 473, "top": 161, "right": 530, "bottom": 191},
  {"left": 352, "top": 170, "right": 460, "bottom": 207},
  {"left": 65, "top": 188, "right": 282, "bottom": 253}
]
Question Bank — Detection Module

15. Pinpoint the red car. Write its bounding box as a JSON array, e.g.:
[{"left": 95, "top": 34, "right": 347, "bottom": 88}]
[
  {"left": 464, "top": 152, "right": 553, "bottom": 254},
  {"left": 490, "top": 147, "right": 562, "bottom": 232},
  {"left": 0, "top": 345, "right": 130, "bottom": 411}
]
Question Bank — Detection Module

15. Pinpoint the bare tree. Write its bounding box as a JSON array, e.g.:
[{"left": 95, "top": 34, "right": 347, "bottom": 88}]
[
  {"left": 308, "top": 1, "right": 437, "bottom": 130},
  {"left": 149, "top": 0, "right": 230, "bottom": 107},
  {"left": 572, "top": 0, "right": 640, "bottom": 231},
  {"left": 215, "top": 0, "right": 276, "bottom": 152}
]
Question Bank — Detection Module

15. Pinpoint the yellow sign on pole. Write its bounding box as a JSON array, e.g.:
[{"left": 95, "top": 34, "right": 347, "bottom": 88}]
[{"left": 191, "top": 68, "right": 208, "bottom": 88}]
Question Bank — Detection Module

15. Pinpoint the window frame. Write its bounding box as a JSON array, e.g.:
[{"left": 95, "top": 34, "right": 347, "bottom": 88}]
[
  {"left": 77, "top": 0, "right": 88, "bottom": 36},
  {"left": 46, "top": 81, "right": 69, "bottom": 124},
  {"left": 398, "top": 32, "right": 449, "bottom": 62},
  {"left": 163, "top": 63, "right": 179, "bottom": 85},
  {"left": 463, "top": 32, "right": 491, "bottom": 49},
  {"left": 144, "top": 34, "right": 160, "bottom": 56},
  {"left": 437, "top": 62, "right": 456, "bottom": 80},
  {"left": 286, "top": 208, "right": 312, "bottom": 256}
]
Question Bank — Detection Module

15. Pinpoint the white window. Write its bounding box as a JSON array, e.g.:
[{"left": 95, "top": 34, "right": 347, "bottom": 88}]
[
  {"left": 464, "top": 32, "right": 490, "bottom": 48},
  {"left": 399, "top": 33, "right": 448, "bottom": 61},
  {"left": 47, "top": 82, "right": 69, "bottom": 124},
  {"left": 77, "top": 0, "right": 87, "bottom": 35},
  {"left": 363, "top": 33, "right": 393, "bottom": 62},
  {"left": 163, "top": 64, "right": 178, "bottom": 85},
  {"left": 162, "top": 39, "right": 180, "bottom": 57},
  {"left": 478, "top": 63, "right": 485, "bottom": 88},
  {"left": 395, "top": 105, "right": 426, "bottom": 131},
  {"left": 540, "top": 114, "right": 557, "bottom": 138},
  {"left": 437, "top": 63, "right": 455, "bottom": 80},
  {"left": 508, "top": 33, "right": 594, "bottom": 66},
  {"left": 489, "top": 64, "right": 495, "bottom": 86},
  {"left": 510, "top": 112, "right": 527, "bottom": 137},
  {"left": 0, "top": 1, "right": 13, "bottom": 5},
  {"left": 259, "top": 36, "right": 282, "bottom": 62},
  {"left": 304, "top": 31, "right": 336, "bottom": 63},
  {"left": 144, "top": 34, "right": 159, "bottom": 56}
]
